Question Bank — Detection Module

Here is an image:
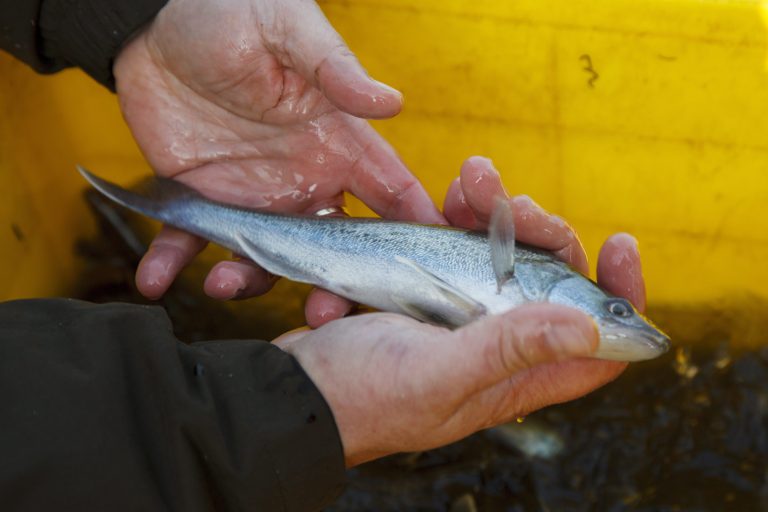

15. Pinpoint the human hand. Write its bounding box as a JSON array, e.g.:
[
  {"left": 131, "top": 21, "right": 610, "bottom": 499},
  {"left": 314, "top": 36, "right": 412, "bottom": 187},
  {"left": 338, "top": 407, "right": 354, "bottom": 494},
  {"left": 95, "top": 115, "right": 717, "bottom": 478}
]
[
  {"left": 112, "top": 0, "right": 443, "bottom": 323},
  {"left": 274, "top": 157, "right": 645, "bottom": 467},
  {"left": 442, "top": 156, "right": 645, "bottom": 311},
  {"left": 275, "top": 266, "right": 640, "bottom": 467}
]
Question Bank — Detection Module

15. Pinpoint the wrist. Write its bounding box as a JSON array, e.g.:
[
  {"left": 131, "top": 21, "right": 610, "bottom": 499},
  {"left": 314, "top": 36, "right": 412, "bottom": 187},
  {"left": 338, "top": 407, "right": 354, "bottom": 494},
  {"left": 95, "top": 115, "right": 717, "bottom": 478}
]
[{"left": 278, "top": 342, "right": 392, "bottom": 467}]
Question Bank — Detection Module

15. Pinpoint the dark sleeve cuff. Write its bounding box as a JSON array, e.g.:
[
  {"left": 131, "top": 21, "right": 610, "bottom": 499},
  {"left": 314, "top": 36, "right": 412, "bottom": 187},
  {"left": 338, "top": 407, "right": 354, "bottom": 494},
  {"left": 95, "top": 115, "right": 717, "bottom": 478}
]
[
  {"left": 186, "top": 339, "right": 348, "bottom": 510},
  {"left": 39, "top": 0, "right": 169, "bottom": 88},
  {"left": 0, "top": 1, "right": 50, "bottom": 72},
  {"left": 0, "top": 299, "right": 347, "bottom": 511}
]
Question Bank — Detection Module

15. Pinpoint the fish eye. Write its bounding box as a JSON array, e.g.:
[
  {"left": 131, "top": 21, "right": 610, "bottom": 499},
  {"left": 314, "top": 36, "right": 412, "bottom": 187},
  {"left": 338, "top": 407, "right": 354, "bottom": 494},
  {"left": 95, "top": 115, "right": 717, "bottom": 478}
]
[{"left": 607, "top": 299, "right": 633, "bottom": 318}]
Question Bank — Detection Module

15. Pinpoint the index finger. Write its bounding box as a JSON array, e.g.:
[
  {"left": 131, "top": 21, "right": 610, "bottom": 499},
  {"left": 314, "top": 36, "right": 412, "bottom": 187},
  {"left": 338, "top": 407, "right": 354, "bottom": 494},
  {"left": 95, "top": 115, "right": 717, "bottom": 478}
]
[
  {"left": 597, "top": 233, "right": 647, "bottom": 312},
  {"left": 345, "top": 120, "right": 446, "bottom": 224}
]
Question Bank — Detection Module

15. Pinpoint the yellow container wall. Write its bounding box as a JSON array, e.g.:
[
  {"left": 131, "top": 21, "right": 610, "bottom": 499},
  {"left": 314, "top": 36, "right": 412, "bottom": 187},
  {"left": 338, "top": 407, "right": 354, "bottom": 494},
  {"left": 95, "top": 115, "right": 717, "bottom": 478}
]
[
  {"left": 0, "top": 56, "right": 145, "bottom": 300},
  {"left": 329, "top": 0, "right": 768, "bottom": 306},
  {"left": 2, "top": 0, "right": 767, "bottom": 311}
]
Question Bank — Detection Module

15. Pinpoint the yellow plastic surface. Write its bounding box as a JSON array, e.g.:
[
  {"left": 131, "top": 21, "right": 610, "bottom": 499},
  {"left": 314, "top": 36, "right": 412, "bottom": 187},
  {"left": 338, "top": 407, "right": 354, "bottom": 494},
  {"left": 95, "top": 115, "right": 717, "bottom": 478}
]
[
  {"left": 0, "top": 55, "right": 146, "bottom": 299},
  {"left": 2, "top": 0, "right": 768, "bottom": 314}
]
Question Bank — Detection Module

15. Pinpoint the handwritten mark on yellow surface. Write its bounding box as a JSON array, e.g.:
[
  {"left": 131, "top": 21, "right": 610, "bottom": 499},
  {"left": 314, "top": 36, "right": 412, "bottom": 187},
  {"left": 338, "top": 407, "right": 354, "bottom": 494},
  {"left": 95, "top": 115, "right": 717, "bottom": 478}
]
[{"left": 579, "top": 54, "right": 599, "bottom": 88}]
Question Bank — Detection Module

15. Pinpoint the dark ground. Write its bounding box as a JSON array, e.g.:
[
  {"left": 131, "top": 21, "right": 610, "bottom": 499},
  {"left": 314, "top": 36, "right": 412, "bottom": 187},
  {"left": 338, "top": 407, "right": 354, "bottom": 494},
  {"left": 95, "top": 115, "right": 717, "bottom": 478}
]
[{"left": 76, "top": 192, "right": 768, "bottom": 512}]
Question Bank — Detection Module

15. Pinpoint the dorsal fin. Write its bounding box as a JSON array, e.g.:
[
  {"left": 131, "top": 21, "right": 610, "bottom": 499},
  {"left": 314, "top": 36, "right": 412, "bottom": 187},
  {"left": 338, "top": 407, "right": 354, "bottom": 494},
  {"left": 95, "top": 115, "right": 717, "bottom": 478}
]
[{"left": 489, "top": 196, "right": 516, "bottom": 293}]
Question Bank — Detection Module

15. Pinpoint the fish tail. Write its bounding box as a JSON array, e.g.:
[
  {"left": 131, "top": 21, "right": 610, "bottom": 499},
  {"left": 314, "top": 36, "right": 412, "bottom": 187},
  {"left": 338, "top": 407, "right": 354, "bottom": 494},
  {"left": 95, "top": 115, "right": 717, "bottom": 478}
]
[{"left": 77, "top": 165, "right": 204, "bottom": 224}]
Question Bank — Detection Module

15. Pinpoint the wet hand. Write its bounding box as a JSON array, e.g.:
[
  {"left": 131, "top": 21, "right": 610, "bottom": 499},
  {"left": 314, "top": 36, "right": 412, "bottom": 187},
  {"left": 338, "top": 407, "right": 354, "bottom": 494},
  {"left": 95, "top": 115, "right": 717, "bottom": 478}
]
[
  {"left": 274, "top": 181, "right": 646, "bottom": 466},
  {"left": 443, "top": 156, "right": 645, "bottom": 307},
  {"left": 279, "top": 156, "right": 644, "bottom": 467},
  {"left": 112, "top": 0, "right": 443, "bottom": 320},
  {"left": 440, "top": 155, "right": 648, "bottom": 401},
  {"left": 274, "top": 226, "right": 644, "bottom": 467}
]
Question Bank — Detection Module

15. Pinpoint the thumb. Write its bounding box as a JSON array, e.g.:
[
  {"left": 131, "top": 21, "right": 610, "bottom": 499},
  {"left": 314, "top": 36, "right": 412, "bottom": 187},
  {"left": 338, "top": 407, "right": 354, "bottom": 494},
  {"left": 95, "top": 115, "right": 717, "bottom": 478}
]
[
  {"left": 439, "top": 304, "right": 599, "bottom": 396},
  {"left": 280, "top": 1, "right": 403, "bottom": 119}
]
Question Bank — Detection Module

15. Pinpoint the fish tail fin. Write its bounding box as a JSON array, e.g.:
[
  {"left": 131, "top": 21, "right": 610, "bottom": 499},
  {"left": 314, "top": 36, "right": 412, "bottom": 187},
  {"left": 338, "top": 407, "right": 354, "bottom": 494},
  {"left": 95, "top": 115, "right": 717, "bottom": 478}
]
[{"left": 77, "top": 165, "right": 203, "bottom": 224}]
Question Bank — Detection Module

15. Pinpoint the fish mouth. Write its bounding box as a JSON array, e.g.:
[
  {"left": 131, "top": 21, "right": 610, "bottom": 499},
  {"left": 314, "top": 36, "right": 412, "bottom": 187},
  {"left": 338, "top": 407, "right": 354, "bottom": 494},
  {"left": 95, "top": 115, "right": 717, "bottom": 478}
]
[
  {"left": 594, "top": 325, "right": 671, "bottom": 362},
  {"left": 638, "top": 331, "right": 671, "bottom": 356}
]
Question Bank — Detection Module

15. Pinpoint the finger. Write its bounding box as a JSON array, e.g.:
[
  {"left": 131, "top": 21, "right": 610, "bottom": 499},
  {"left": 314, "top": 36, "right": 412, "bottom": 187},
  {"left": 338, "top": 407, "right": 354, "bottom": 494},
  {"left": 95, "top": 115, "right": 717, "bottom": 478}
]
[
  {"left": 301, "top": 195, "right": 359, "bottom": 323},
  {"left": 457, "top": 156, "right": 508, "bottom": 226},
  {"left": 346, "top": 121, "right": 445, "bottom": 224},
  {"left": 302, "top": 193, "right": 348, "bottom": 218},
  {"left": 282, "top": 2, "right": 403, "bottom": 119},
  {"left": 510, "top": 195, "right": 588, "bottom": 274},
  {"left": 455, "top": 358, "right": 627, "bottom": 431},
  {"left": 510, "top": 359, "right": 627, "bottom": 414},
  {"left": 597, "top": 233, "right": 646, "bottom": 313},
  {"left": 443, "top": 177, "right": 479, "bottom": 229},
  {"left": 429, "top": 304, "right": 598, "bottom": 398},
  {"left": 272, "top": 326, "right": 311, "bottom": 350},
  {"left": 136, "top": 226, "right": 207, "bottom": 299},
  {"left": 203, "top": 259, "right": 279, "bottom": 300},
  {"left": 305, "top": 288, "right": 355, "bottom": 328},
  {"left": 457, "top": 157, "right": 588, "bottom": 274}
]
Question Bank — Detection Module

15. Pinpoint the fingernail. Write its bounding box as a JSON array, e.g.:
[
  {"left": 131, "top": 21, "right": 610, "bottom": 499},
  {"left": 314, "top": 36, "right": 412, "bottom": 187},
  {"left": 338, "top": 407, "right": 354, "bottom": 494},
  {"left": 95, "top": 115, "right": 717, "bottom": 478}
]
[
  {"left": 513, "top": 194, "right": 544, "bottom": 212},
  {"left": 466, "top": 156, "right": 497, "bottom": 175},
  {"left": 213, "top": 267, "right": 246, "bottom": 300},
  {"left": 609, "top": 233, "right": 640, "bottom": 264},
  {"left": 483, "top": 158, "right": 499, "bottom": 176},
  {"left": 626, "top": 233, "right": 640, "bottom": 252},
  {"left": 371, "top": 79, "right": 403, "bottom": 103}
]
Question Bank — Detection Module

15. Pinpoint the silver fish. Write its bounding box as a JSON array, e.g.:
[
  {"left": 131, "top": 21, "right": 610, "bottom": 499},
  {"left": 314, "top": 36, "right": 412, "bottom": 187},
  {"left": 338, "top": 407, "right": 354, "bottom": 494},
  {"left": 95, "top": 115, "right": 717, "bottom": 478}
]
[{"left": 78, "top": 166, "right": 670, "bottom": 362}]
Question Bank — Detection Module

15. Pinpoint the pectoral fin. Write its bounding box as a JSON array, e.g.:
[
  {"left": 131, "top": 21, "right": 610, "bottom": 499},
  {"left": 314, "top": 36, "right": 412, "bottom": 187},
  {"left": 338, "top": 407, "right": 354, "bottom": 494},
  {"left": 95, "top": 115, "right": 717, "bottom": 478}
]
[
  {"left": 234, "top": 232, "right": 327, "bottom": 287},
  {"left": 392, "top": 255, "right": 486, "bottom": 328},
  {"left": 489, "top": 196, "right": 516, "bottom": 293}
]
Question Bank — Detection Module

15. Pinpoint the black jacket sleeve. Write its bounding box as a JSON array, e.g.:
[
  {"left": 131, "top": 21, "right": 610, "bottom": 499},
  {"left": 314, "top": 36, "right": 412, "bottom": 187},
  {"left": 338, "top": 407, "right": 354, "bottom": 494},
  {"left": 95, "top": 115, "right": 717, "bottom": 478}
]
[
  {"left": 0, "top": 298, "right": 347, "bottom": 512},
  {"left": 0, "top": 0, "right": 167, "bottom": 87}
]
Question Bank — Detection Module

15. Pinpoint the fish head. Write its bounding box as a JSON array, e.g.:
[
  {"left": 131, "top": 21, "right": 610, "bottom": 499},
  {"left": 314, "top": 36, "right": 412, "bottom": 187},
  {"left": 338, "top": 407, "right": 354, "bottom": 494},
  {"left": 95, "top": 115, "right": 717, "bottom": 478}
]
[{"left": 546, "top": 276, "right": 671, "bottom": 362}]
